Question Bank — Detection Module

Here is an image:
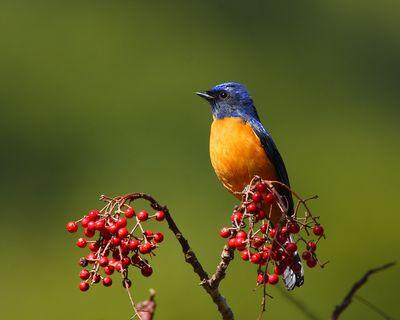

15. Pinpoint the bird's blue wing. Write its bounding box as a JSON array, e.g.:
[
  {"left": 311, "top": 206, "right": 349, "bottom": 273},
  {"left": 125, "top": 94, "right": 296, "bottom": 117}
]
[{"left": 248, "top": 117, "right": 294, "bottom": 215}]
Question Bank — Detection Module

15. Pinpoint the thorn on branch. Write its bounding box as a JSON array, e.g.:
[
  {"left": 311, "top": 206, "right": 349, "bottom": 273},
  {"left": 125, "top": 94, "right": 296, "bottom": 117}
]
[{"left": 134, "top": 289, "right": 156, "bottom": 320}]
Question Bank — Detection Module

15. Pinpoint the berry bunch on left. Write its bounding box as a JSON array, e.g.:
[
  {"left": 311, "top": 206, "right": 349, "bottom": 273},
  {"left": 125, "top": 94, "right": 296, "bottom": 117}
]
[{"left": 66, "top": 195, "right": 166, "bottom": 292}]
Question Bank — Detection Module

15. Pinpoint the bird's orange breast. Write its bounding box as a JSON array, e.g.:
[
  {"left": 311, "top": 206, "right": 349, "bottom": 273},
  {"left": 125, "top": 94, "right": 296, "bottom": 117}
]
[{"left": 209, "top": 117, "right": 278, "bottom": 197}]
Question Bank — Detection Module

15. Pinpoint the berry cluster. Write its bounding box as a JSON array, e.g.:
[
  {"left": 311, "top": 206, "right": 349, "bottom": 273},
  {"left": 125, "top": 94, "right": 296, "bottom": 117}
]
[
  {"left": 219, "top": 177, "right": 326, "bottom": 287},
  {"left": 66, "top": 195, "right": 166, "bottom": 292}
]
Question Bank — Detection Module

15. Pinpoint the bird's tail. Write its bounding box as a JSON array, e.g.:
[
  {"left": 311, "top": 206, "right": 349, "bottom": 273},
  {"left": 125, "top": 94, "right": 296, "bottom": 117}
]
[{"left": 282, "top": 235, "right": 304, "bottom": 290}]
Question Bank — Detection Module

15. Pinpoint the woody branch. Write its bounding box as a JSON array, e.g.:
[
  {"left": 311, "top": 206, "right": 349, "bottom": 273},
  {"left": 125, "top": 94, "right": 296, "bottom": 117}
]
[{"left": 120, "top": 192, "right": 235, "bottom": 320}]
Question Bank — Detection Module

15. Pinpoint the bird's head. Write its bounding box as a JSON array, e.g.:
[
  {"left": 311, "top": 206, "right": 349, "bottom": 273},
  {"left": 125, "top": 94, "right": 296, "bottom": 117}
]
[{"left": 196, "top": 82, "right": 259, "bottom": 120}]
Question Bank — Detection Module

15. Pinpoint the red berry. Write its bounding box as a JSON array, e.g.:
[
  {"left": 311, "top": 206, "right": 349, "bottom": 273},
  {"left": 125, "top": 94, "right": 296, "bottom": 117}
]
[
  {"left": 241, "top": 251, "right": 250, "bottom": 261},
  {"left": 84, "top": 228, "right": 95, "bottom": 238},
  {"left": 236, "top": 231, "right": 247, "bottom": 239},
  {"left": 95, "top": 219, "right": 105, "bottom": 231},
  {"left": 268, "top": 274, "right": 279, "bottom": 285},
  {"left": 111, "top": 236, "right": 121, "bottom": 246},
  {"left": 142, "top": 230, "right": 152, "bottom": 238},
  {"left": 79, "top": 269, "right": 90, "bottom": 280},
  {"left": 231, "top": 212, "right": 243, "bottom": 223},
  {"left": 122, "top": 279, "right": 132, "bottom": 288},
  {"left": 76, "top": 238, "right": 87, "bottom": 248},
  {"left": 81, "top": 216, "right": 90, "bottom": 228},
  {"left": 89, "top": 242, "right": 99, "bottom": 252},
  {"left": 260, "top": 223, "right": 268, "bottom": 234},
  {"left": 128, "top": 239, "right": 140, "bottom": 250},
  {"left": 99, "top": 256, "right": 109, "bottom": 267},
  {"left": 120, "top": 239, "right": 131, "bottom": 256},
  {"left": 139, "top": 242, "right": 152, "bottom": 254},
  {"left": 125, "top": 207, "right": 135, "bottom": 218},
  {"left": 137, "top": 210, "right": 149, "bottom": 221},
  {"left": 88, "top": 209, "right": 99, "bottom": 221},
  {"left": 307, "top": 258, "right": 317, "bottom": 268},
  {"left": 252, "top": 191, "right": 263, "bottom": 203},
  {"left": 280, "top": 226, "right": 288, "bottom": 235},
  {"left": 258, "top": 210, "right": 266, "bottom": 220},
  {"left": 270, "top": 249, "right": 282, "bottom": 261},
  {"left": 274, "top": 265, "right": 285, "bottom": 275},
  {"left": 251, "top": 253, "right": 262, "bottom": 264},
  {"left": 86, "top": 252, "right": 97, "bottom": 262},
  {"left": 247, "top": 203, "right": 258, "bottom": 213},
  {"left": 79, "top": 258, "right": 88, "bottom": 267},
  {"left": 277, "top": 233, "right": 287, "bottom": 244},
  {"left": 117, "top": 227, "right": 129, "bottom": 238},
  {"left": 269, "top": 228, "right": 277, "bottom": 238},
  {"left": 141, "top": 265, "right": 153, "bottom": 277},
  {"left": 121, "top": 257, "right": 131, "bottom": 268},
  {"left": 262, "top": 250, "right": 270, "bottom": 260},
  {"left": 302, "top": 251, "right": 312, "bottom": 260},
  {"left": 102, "top": 276, "right": 113, "bottom": 287},
  {"left": 131, "top": 254, "right": 141, "bottom": 265},
  {"left": 291, "top": 263, "right": 302, "bottom": 273},
  {"left": 116, "top": 217, "right": 127, "bottom": 229},
  {"left": 256, "top": 182, "right": 267, "bottom": 193},
  {"left": 155, "top": 210, "right": 165, "bottom": 221},
  {"left": 228, "top": 238, "right": 237, "bottom": 249},
  {"left": 154, "top": 232, "right": 164, "bottom": 243},
  {"left": 92, "top": 274, "right": 101, "bottom": 283},
  {"left": 79, "top": 281, "right": 89, "bottom": 291},
  {"left": 115, "top": 261, "right": 123, "bottom": 272},
  {"left": 66, "top": 222, "right": 78, "bottom": 233},
  {"left": 87, "top": 221, "right": 96, "bottom": 232},
  {"left": 282, "top": 254, "right": 294, "bottom": 266},
  {"left": 219, "top": 227, "right": 231, "bottom": 238},
  {"left": 285, "top": 242, "right": 297, "bottom": 253},
  {"left": 107, "top": 223, "right": 118, "bottom": 234},
  {"left": 264, "top": 193, "right": 276, "bottom": 205},
  {"left": 104, "top": 265, "right": 114, "bottom": 275},
  {"left": 313, "top": 225, "right": 324, "bottom": 236},
  {"left": 235, "top": 237, "right": 245, "bottom": 248},
  {"left": 252, "top": 236, "right": 264, "bottom": 248},
  {"left": 307, "top": 241, "right": 317, "bottom": 252},
  {"left": 257, "top": 273, "right": 267, "bottom": 284},
  {"left": 288, "top": 222, "right": 300, "bottom": 234}
]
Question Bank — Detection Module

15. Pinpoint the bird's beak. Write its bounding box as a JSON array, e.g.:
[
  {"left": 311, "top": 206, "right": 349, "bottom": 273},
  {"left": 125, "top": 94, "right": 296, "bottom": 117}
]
[{"left": 196, "top": 91, "right": 214, "bottom": 100}]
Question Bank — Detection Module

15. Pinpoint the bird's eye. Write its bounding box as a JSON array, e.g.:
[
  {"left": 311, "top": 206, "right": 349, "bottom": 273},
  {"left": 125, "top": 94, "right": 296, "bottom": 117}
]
[{"left": 219, "top": 91, "right": 228, "bottom": 99}]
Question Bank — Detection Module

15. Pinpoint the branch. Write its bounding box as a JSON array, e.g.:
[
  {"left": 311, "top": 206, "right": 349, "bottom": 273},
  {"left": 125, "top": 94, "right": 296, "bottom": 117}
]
[
  {"left": 331, "top": 261, "right": 396, "bottom": 320},
  {"left": 164, "top": 207, "right": 235, "bottom": 320},
  {"left": 201, "top": 245, "right": 235, "bottom": 320},
  {"left": 120, "top": 193, "right": 235, "bottom": 320}
]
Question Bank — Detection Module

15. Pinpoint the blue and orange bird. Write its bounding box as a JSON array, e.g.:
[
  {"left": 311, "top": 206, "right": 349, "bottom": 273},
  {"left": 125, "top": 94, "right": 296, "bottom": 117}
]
[{"left": 197, "top": 82, "right": 304, "bottom": 290}]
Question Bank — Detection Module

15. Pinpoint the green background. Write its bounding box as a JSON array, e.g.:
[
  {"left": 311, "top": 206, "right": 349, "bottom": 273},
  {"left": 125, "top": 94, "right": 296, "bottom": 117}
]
[{"left": 1, "top": 1, "right": 399, "bottom": 319}]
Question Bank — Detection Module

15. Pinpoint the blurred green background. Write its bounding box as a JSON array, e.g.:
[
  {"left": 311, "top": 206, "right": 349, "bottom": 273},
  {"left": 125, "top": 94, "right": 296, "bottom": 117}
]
[{"left": 1, "top": 0, "right": 399, "bottom": 319}]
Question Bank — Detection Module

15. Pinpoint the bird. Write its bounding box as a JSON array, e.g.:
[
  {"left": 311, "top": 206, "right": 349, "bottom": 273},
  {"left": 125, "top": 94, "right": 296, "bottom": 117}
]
[{"left": 196, "top": 82, "right": 304, "bottom": 290}]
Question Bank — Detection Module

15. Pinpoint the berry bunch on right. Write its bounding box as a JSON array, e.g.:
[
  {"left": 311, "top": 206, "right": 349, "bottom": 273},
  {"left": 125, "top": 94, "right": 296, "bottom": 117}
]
[{"left": 219, "top": 177, "right": 327, "bottom": 289}]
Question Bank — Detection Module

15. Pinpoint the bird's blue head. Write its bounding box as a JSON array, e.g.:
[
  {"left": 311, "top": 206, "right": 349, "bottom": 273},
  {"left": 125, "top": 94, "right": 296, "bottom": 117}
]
[{"left": 196, "top": 82, "right": 259, "bottom": 120}]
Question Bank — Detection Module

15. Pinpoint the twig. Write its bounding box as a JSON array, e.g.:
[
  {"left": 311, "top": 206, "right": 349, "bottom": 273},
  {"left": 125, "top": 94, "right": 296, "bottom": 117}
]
[
  {"left": 277, "top": 285, "right": 320, "bottom": 320},
  {"left": 119, "top": 193, "right": 235, "bottom": 320},
  {"left": 354, "top": 295, "right": 395, "bottom": 320},
  {"left": 207, "top": 245, "right": 235, "bottom": 289},
  {"left": 331, "top": 262, "right": 396, "bottom": 320},
  {"left": 125, "top": 285, "right": 143, "bottom": 320}
]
